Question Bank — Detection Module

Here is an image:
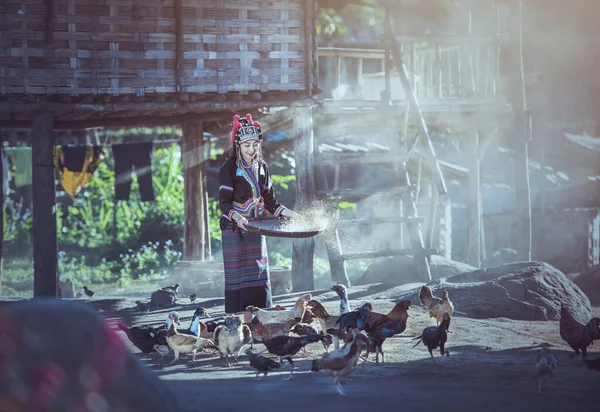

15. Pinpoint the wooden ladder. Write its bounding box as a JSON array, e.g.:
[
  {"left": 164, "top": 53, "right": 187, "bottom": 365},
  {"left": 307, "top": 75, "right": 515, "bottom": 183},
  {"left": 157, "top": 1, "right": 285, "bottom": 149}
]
[{"left": 315, "top": 6, "right": 449, "bottom": 287}]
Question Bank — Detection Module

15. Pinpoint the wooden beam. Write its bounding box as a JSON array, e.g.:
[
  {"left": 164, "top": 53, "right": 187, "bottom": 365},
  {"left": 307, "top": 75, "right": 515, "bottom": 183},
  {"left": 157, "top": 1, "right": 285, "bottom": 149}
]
[
  {"left": 182, "top": 122, "right": 210, "bottom": 261},
  {"left": 32, "top": 111, "right": 58, "bottom": 297},
  {"left": 291, "top": 106, "right": 317, "bottom": 291},
  {"left": 383, "top": 8, "right": 448, "bottom": 195},
  {"left": 507, "top": 0, "right": 532, "bottom": 261},
  {"left": 333, "top": 248, "right": 438, "bottom": 262},
  {"left": 467, "top": 131, "right": 481, "bottom": 267}
]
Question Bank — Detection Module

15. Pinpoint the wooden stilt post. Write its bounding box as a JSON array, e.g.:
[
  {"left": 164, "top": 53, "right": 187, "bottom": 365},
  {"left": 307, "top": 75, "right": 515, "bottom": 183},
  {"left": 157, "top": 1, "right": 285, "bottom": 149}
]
[
  {"left": 291, "top": 106, "right": 316, "bottom": 291},
  {"left": 182, "top": 122, "right": 210, "bottom": 261},
  {"left": 467, "top": 131, "right": 481, "bottom": 267},
  {"left": 32, "top": 111, "right": 58, "bottom": 298},
  {"left": 507, "top": 0, "right": 532, "bottom": 261}
]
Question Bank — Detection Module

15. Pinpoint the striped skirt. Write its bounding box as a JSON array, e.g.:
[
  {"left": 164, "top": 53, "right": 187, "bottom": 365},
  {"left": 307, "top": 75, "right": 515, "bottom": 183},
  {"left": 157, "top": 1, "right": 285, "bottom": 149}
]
[{"left": 221, "top": 228, "right": 273, "bottom": 313}]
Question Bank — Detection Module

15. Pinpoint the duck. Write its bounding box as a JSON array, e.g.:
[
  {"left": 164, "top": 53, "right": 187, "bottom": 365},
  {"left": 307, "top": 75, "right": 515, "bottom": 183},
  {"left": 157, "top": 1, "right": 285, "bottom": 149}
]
[{"left": 117, "top": 311, "right": 180, "bottom": 355}]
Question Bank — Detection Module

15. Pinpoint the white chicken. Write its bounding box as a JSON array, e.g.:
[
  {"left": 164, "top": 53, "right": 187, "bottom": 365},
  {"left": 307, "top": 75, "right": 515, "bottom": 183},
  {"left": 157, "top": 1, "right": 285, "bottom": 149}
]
[
  {"left": 213, "top": 314, "right": 253, "bottom": 366},
  {"left": 246, "top": 293, "right": 312, "bottom": 325}
]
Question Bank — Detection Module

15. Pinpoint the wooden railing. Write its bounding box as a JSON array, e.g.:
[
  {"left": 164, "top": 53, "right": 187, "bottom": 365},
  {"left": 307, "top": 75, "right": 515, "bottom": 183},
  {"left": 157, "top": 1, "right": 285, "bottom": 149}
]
[{"left": 318, "top": 34, "right": 505, "bottom": 102}]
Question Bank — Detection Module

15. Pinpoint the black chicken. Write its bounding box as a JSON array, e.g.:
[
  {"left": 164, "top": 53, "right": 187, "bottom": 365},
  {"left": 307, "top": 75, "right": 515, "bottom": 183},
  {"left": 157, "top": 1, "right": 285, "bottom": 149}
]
[
  {"left": 117, "top": 324, "right": 163, "bottom": 355},
  {"left": 262, "top": 334, "right": 327, "bottom": 380},
  {"left": 412, "top": 312, "right": 451, "bottom": 363},
  {"left": 245, "top": 349, "right": 281, "bottom": 380},
  {"left": 290, "top": 324, "right": 333, "bottom": 353},
  {"left": 335, "top": 305, "right": 371, "bottom": 332},
  {"left": 82, "top": 286, "right": 95, "bottom": 298}
]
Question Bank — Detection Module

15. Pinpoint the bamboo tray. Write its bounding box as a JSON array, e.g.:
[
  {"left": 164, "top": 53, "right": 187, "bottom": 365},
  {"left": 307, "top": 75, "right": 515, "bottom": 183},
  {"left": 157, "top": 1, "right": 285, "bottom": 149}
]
[{"left": 246, "top": 216, "right": 326, "bottom": 239}]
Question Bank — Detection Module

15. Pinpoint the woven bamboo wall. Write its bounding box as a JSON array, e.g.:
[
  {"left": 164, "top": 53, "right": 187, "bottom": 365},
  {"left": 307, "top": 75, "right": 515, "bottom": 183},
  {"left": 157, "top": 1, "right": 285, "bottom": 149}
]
[{"left": 0, "top": 0, "right": 317, "bottom": 96}]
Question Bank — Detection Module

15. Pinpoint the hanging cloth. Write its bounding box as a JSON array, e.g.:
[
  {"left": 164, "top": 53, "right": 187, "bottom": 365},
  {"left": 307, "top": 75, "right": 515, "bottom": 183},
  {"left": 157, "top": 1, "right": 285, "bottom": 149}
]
[{"left": 54, "top": 145, "right": 104, "bottom": 197}]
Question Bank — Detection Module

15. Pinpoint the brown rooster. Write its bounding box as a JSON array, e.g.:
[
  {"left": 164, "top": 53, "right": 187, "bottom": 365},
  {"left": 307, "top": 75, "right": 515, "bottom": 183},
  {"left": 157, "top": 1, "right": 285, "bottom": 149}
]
[
  {"left": 559, "top": 304, "right": 600, "bottom": 363},
  {"left": 419, "top": 286, "right": 454, "bottom": 325},
  {"left": 311, "top": 332, "right": 368, "bottom": 396},
  {"left": 412, "top": 312, "right": 451, "bottom": 364},
  {"left": 361, "top": 300, "right": 411, "bottom": 365}
]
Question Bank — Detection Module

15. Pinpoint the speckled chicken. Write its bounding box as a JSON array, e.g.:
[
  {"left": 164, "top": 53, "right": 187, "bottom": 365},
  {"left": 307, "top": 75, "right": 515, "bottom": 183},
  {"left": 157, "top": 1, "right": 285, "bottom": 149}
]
[
  {"left": 412, "top": 312, "right": 451, "bottom": 364},
  {"left": 419, "top": 286, "right": 454, "bottom": 325},
  {"left": 213, "top": 315, "right": 252, "bottom": 366}
]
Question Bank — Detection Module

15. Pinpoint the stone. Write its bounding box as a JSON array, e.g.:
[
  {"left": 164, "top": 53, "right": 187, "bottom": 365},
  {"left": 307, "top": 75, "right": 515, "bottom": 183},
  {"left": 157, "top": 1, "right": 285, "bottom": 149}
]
[
  {"left": 393, "top": 261, "right": 592, "bottom": 322},
  {"left": 356, "top": 255, "right": 476, "bottom": 286}
]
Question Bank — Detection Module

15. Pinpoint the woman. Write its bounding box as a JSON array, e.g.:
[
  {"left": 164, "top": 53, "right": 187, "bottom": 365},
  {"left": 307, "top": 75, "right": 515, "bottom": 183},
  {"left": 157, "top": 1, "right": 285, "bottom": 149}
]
[{"left": 218, "top": 113, "right": 299, "bottom": 314}]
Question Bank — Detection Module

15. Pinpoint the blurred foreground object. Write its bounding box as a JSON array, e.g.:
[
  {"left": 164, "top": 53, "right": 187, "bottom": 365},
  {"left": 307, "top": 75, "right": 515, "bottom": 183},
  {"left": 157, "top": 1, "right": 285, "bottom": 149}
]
[{"left": 0, "top": 299, "right": 181, "bottom": 412}]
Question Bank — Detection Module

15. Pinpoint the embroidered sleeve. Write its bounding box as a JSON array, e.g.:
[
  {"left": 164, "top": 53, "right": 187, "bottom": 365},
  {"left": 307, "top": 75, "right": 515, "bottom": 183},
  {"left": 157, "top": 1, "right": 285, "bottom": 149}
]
[
  {"left": 261, "top": 162, "right": 287, "bottom": 217},
  {"left": 218, "top": 162, "right": 240, "bottom": 221}
]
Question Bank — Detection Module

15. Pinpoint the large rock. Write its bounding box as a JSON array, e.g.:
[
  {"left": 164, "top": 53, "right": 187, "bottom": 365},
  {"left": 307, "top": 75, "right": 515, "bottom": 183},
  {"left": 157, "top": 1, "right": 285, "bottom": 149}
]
[
  {"left": 394, "top": 261, "right": 592, "bottom": 322},
  {"left": 356, "top": 255, "right": 476, "bottom": 286}
]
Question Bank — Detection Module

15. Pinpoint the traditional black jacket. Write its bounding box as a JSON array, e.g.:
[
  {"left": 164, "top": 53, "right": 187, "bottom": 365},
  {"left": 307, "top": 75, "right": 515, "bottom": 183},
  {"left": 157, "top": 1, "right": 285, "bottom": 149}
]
[{"left": 218, "top": 157, "right": 286, "bottom": 228}]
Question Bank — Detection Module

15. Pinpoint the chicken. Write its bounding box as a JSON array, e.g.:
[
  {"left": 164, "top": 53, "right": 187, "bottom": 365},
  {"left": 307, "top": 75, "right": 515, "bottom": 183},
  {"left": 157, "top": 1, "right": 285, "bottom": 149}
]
[
  {"left": 82, "top": 285, "right": 95, "bottom": 298},
  {"left": 151, "top": 288, "right": 177, "bottom": 307},
  {"left": 262, "top": 334, "right": 328, "bottom": 380},
  {"left": 290, "top": 323, "right": 333, "bottom": 354},
  {"left": 559, "top": 304, "right": 600, "bottom": 363},
  {"left": 0, "top": 299, "right": 179, "bottom": 412},
  {"left": 135, "top": 300, "right": 151, "bottom": 316},
  {"left": 335, "top": 304, "right": 371, "bottom": 333},
  {"left": 412, "top": 312, "right": 451, "bottom": 364},
  {"left": 162, "top": 283, "right": 182, "bottom": 295},
  {"left": 117, "top": 311, "right": 180, "bottom": 355},
  {"left": 311, "top": 332, "right": 369, "bottom": 395},
  {"left": 246, "top": 315, "right": 301, "bottom": 343},
  {"left": 213, "top": 315, "right": 253, "bottom": 366},
  {"left": 419, "top": 286, "right": 454, "bottom": 325},
  {"left": 165, "top": 323, "right": 218, "bottom": 365},
  {"left": 246, "top": 293, "right": 311, "bottom": 325},
  {"left": 305, "top": 299, "right": 340, "bottom": 333},
  {"left": 361, "top": 300, "right": 411, "bottom": 365},
  {"left": 534, "top": 347, "right": 559, "bottom": 393},
  {"left": 245, "top": 349, "right": 281, "bottom": 380},
  {"left": 584, "top": 357, "right": 600, "bottom": 372},
  {"left": 190, "top": 293, "right": 197, "bottom": 304}
]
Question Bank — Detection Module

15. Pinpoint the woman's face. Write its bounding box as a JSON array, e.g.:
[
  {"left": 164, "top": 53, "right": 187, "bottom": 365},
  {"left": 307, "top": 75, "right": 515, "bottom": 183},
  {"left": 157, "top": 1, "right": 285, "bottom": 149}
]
[{"left": 239, "top": 140, "right": 260, "bottom": 163}]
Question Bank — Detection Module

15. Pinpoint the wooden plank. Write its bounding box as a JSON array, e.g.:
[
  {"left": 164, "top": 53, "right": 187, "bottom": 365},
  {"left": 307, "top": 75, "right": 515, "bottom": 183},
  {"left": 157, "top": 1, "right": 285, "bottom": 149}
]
[
  {"left": 317, "top": 185, "right": 416, "bottom": 200},
  {"left": 182, "top": 122, "right": 210, "bottom": 261},
  {"left": 313, "top": 152, "right": 405, "bottom": 167},
  {"left": 340, "top": 217, "right": 424, "bottom": 225},
  {"left": 334, "top": 248, "right": 438, "bottom": 262},
  {"left": 32, "top": 111, "right": 58, "bottom": 298},
  {"left": 506, "top": 0, "right": 532, "bottom": 261},
  {"left": 291, "top": 105, "right": 316, "bottom": 291},
  {"left": 467, "top": 131, "right": 481, "bottom": 267}
]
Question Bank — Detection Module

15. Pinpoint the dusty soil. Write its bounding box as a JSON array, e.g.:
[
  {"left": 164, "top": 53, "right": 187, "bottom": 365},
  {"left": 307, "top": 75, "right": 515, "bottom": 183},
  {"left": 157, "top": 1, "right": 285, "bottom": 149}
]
[{"left": 91, "top": 284, "right": 597, "bottom": 412}]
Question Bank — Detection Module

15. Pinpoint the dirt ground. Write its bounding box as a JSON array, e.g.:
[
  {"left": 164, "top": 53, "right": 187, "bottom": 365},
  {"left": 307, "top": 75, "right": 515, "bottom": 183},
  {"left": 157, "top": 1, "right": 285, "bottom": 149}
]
[{"left": 92, "top": 284, "right": 597, "bottom": 412}]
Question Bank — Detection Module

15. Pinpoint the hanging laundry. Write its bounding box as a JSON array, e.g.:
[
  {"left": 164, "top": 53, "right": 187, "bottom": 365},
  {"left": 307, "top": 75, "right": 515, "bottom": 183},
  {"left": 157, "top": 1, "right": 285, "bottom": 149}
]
[
  {"left": 54, "top": 145, "right": 104, "bottom": 197},
  {"left": 4, "top": 147, "right": 32, "bottom": 187},
  {"left": 112, "top": 142, "right": 155, "bottom": 202}
]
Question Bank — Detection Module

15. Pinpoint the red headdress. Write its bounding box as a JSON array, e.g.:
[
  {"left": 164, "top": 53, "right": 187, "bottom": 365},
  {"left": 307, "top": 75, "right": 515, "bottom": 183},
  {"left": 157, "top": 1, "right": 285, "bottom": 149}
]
[{"left": 230, "top": 113, "right": 262, "bottom": 146}]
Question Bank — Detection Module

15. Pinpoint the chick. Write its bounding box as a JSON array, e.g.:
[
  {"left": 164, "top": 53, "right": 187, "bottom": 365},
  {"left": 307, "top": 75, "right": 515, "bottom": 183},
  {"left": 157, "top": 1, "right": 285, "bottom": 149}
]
[
  {"left": 190, "top": 293, "right": 197, "bottom": 304},
  {"left": 245, "top": 349, "right": 281, "bottom": 380},
  {"left": 82, "top": 286, "right": 95, "bottom": 298},
  {"left": 535, "top": 347, "right": 559, "bottom": 393}
]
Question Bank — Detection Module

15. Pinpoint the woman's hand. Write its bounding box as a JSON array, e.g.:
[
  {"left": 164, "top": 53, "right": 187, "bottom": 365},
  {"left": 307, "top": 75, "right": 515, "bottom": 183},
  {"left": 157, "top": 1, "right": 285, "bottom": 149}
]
[
  {"left": 281, "top": 208, "right": 301, "bottom": 220},
  {"left": 236, "top": 216, "right": 249, "bottom": 231}
]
